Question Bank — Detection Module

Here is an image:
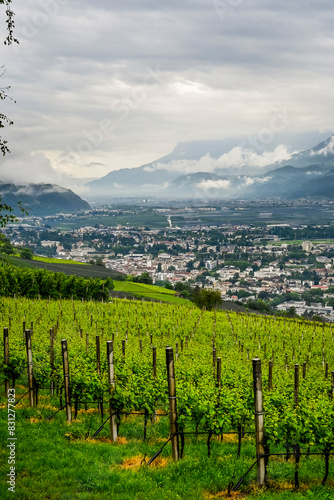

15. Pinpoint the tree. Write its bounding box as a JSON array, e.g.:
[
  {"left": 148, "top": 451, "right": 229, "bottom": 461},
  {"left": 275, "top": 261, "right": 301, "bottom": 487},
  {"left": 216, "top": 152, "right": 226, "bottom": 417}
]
[
  {"left": 0, "top": 1, "right": 27, "bottom": 226},
  {"left": 20, "top": 248, "right": 34, "bottom": 259},
  {"left": 0, "top": 234, "right": 14, "bottom": 254},
  {"left": 192, "top": 287, "right": 222, "bottom": 311},
  {"left": 1, "top": 0, "right": 18, "bottom": 155},
  {"left": 132, "top": 272, "right": 153, "bottom": 285}
]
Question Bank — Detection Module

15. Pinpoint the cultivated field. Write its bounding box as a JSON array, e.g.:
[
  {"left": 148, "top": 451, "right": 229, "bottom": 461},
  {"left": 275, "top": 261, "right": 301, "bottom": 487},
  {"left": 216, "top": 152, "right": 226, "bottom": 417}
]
[{"left": 1, "top": 297, "right": 334, "bottom": 499}]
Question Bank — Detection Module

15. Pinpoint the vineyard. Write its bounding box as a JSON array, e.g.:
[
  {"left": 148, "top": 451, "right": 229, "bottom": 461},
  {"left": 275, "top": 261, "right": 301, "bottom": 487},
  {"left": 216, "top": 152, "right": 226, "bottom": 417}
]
[{"left": 2, "top": 296, "right": 334, "bottom": 499}]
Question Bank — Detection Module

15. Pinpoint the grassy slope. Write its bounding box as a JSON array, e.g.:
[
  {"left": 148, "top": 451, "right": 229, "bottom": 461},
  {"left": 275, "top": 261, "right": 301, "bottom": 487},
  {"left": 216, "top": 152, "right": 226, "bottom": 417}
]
[
  {"left": 32, "top": 256, "right": 88, "bottom": 265},
  {"left": 113, "top": 280, "right": 191, "bottom": 305}
]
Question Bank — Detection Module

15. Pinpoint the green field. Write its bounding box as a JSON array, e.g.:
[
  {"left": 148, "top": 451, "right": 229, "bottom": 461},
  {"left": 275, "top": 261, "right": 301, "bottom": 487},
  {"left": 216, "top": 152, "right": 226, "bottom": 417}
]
[
  {"left": 113, "top": 280, "right": 190, "bottom": 305},
  {"left": 32, "top": 256, "right": 88, "bottom": 265},
  {"left": 1, "top": 297, "right": 334, "bottom": 498},
  {"left": 270, "top": 239, "right": 334, "bottom": 246},
  {"left": 52, "top": 213, "right": 168, "bottom": 230}
]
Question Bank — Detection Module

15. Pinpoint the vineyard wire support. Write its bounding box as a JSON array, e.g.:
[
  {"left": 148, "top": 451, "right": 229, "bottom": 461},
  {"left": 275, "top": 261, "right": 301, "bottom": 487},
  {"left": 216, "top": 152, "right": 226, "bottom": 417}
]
[
  {"left": 232, "top": 456, "right": 262, "bottom": 492},
  {"left": 61, "top": 339, "right": 72, "bottom": 423},
  {"left": 252, "top": 358, "right": 266, "bottom": 485},
  {"left": 107, "top": 341, "right": 117, "bottom": 442},
  {"left": 166, "top": 347, "right": 179, "bottom": 461},
  {"left": 14, "top": 389, "right": 30, "bottom": 406},
  {"left": 25, "top": 329, "right": 34, "bottom": 407},
  {"left": 46, "top": 403, "right": 67, "bottom": 421},
  {"left": 90, "top": 414, "right": 112, "bottom": 439}
]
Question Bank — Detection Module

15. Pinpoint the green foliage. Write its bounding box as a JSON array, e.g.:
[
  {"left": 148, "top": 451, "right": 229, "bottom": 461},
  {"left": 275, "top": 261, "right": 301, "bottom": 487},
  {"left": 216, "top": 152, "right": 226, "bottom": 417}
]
[
  {"left": 19, "top": 247, "right": 34, "bottom": 259},
  {"left": 246, "top": 298, "right": 271, "bottom": 312},
  {"left": 0, "top": 261, "right": 113, "bottom": 299},
  {"left": 113, "top": 280, "right": 189, "bottom": 305},
  {"left": 131, "top": 272, "right": 153, "bottom": 285},
  {"left": 1, "top": 296, "right": 334, "bottom": 495},
  {"left": 0, "top": 198, "right": 27, "bottom": 227},
  {"left": 192, "top": 287, "right": 222, "bottom": 311},
  {"left": 1, "top": 0, "right": 18, "bottom": 156},
  {"left": 0, "top": 234, "right": 14, "bottom": 254}
]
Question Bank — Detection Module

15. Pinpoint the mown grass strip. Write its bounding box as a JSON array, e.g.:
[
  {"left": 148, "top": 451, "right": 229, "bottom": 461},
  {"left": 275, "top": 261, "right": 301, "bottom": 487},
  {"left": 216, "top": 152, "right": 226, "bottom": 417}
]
[
  {"left": 113, "top": 281, "right": 191, "bottom": 305},
  {"left": 33, "top": 256, "right": 88, "bottom": 265}
]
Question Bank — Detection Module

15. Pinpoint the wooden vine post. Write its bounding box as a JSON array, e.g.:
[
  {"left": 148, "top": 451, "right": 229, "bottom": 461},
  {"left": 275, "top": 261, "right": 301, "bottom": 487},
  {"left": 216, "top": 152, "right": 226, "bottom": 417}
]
[
  {"left": 50, "top": 328, "right": 55, "bottom": 396},
  {"left": 4, "top": 327, "right": 9, "bottom": 397},
  {"left": 166, "top": 347, "right": 179, "bottom": 461},
  {"left": 96, "top": 335, "right": 102, "bottom": 412},
  {"left": 152, "top": 346, "right": 157, "bottom": 422},
  {"left": 252, "top": 358, "right": 265, "bottom": 485},
  {"left": 25, "top": 329, "right": 34, "bottom": 407},
  {"left": 107, "top": 341, "right": 117, "bottom": 442},
  {"left": 153, "top": 346, "right": 157, "bottom": 378},
  {"left": 268, "top": 361, "right": 273, "bottom": 391},
  {"left": 293, "top": 364, "right": 300, "bottom": 488},
  {"left": 212, "top": 347, "right": 217, "bottom": 377},
  {"left": 294, "top": 364, "right": 299, "bottom": 407},
  {"left": 61, "top": 340, "right": 72, "bottom": 422},
  {"left": 217, "top": 357, "right": 221, "bottom": 389}
]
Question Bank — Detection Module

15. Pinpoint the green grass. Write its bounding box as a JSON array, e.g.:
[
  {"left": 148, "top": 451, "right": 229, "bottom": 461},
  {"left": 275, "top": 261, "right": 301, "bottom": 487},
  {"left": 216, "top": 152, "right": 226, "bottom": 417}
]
[
  {"left": 32, "top": 256, "right": 88, "bottom": 265},
  {"left": 113, "top": 280, "right": 191, "bottom": 305},
  {"left": 269, "top": 239, "right": 334, "bottom": 246},
  {"left": 51, "top": 213, "right": 168, "bottom": 230},
  {"left": 1, "top": 385, "right": 334, "bottom": 499}
]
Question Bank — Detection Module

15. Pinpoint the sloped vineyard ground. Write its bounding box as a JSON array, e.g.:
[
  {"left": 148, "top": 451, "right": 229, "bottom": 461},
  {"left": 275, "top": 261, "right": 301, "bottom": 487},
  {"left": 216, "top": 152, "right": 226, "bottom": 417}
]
[{"left": 1, "top": 297, "right": 334, "bottom": 499}]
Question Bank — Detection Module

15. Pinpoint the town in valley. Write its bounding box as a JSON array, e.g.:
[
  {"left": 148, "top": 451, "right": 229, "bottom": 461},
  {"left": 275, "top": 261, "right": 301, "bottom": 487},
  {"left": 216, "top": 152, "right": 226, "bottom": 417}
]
[{"left": 3, "top": 198, "right": 334, "bottom": 321}]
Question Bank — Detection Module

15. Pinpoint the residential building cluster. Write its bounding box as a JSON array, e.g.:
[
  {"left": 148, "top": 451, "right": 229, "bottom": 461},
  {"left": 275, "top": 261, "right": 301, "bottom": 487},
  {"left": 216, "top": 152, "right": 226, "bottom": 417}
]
[{"left": 4, "top": 208, "right": 334, "bottom": 320}]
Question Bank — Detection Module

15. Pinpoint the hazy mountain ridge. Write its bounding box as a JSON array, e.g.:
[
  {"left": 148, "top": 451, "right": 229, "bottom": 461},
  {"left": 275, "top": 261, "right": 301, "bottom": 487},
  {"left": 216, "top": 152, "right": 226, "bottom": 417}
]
[
  {"left": 86, "top": 133, "right": 334, "bottom": 200},
  {"left": 0, "top": 182, "right": 91, "bottom": 216}
]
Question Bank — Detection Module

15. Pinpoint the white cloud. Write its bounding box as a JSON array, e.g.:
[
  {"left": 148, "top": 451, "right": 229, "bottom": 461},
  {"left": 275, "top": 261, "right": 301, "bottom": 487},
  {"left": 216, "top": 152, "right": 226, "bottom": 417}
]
[
  {"left": 148, "top": 145, "right": 292, "bottom": 176},
  {"left": 312, "top": 136, "right": 334, "bottom": 156},
  {"left": 242, "top": 176, "right": 272, "bottom": 186},
  {"left": 215, "top": 145, "right": 292, "bottom": 169},
  {"left": 1, "top": 152, "right": 64, "bottom": 185},
  {"left": 1, "top": 0, "right": 333, "bottom": 185},
  {"left": 196, "top": 179, "right": 231, "bottom": 190}
]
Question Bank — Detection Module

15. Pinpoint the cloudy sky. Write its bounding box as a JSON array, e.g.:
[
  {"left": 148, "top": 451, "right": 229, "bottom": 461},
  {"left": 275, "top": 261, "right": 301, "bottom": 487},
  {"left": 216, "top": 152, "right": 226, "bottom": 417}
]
[{"left": 1, "top": 0, "right": 333, "bottom": 189}]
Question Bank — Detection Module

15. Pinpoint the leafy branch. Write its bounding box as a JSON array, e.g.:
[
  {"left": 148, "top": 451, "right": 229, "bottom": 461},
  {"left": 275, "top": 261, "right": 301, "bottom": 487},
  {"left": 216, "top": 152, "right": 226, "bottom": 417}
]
[
  {"left": 2, "top": 0, "right": 19, "bottom": 45},
  {"left": 0, "top": 198, "right": 28, "bottom": 227}
]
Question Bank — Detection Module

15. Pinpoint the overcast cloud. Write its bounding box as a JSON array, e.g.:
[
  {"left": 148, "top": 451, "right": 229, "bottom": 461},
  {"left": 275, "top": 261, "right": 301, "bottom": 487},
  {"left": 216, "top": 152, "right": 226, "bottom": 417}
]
[{"left": 1, "top": 0, "right": 333, "bottom": 187}]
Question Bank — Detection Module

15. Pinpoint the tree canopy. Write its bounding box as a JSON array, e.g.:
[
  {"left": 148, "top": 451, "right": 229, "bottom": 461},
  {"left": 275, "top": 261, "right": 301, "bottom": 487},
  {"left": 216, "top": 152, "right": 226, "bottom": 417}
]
[
  {"left": 192, "top": 287, "right": 222, "bottom": 311},
  {"left": 0, "top": 1, "right": 27, "bottom": 226}
]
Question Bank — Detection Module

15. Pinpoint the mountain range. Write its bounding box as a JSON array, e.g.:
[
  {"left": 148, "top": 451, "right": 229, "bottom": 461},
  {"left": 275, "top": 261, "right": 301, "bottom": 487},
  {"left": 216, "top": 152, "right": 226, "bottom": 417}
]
[
  {"left": 85, "top": 134, "right": 334, "bottom": 200},
  {"left": 1, "top": 133, "right": 334, "bottom": 214},
  {"left": 0, "top": 183, "right": 90, "bottom": 216}
]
